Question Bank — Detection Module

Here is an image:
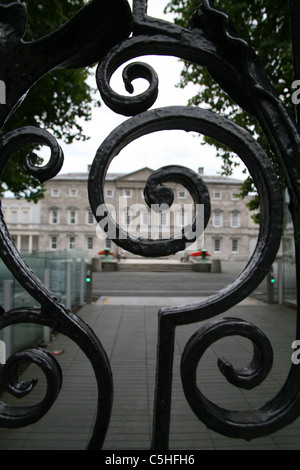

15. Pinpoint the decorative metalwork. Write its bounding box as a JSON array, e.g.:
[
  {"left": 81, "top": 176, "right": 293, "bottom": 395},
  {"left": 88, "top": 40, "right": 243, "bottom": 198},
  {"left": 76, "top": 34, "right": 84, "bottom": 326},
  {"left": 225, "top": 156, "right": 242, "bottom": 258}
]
[{"left": 0, "top": 0, "right": 300, "bottom": 450}]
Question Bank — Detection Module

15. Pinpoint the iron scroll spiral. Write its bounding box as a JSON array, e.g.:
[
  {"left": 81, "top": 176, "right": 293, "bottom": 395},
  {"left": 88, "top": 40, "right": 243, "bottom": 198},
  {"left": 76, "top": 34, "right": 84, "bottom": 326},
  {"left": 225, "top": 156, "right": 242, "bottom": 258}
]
[
  {"left": 89, "top": 105, "right": 283, "bottom": 267},
  {"left": 94, "top": 1, "right": 300, "bottom": 447},
  {"left": 0, "top": 129, "right": 113, "bottom": 450}
]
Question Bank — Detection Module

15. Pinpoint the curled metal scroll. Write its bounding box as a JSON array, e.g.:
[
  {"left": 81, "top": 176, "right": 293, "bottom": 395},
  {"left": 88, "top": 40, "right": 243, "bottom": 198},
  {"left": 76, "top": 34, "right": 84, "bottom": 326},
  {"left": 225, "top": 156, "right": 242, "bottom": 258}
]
[
  {"left": 180, "top": 318, "right": 300, "bottom": 441},
  {"left": 0, "top": 129, "right": 114, "bottom": 449},
  {"left": 88, "top": 109, "right": 213, "bottom": 257},
  {"left": 94, "top": 0, "right": 300, "bottom": 449},
  {"left": 89, "top": 105, "right": 283, "bottom": 266},
  {"left": 0, "top": 0, "right": 133, "bottom": 449},
  {"left": 1, "top": 344, "right": 63, "bottom": 428}
]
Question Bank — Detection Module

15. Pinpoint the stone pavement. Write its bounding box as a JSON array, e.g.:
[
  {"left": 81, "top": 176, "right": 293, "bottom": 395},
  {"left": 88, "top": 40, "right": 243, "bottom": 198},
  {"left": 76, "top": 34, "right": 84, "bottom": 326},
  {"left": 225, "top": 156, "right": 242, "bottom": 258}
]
[{"left": 0, "top": 296, "right": 300, "bottom": 450}]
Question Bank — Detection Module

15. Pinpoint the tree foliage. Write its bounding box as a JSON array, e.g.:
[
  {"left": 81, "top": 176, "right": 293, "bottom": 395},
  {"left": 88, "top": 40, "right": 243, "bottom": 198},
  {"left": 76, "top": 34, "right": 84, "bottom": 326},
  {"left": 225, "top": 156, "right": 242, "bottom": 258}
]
[
  {"left": 1, "top": 0, "right": 99, "bottom": 202},
  {"left": 165, "top": 0, "right": 294, "bottom": 220}
]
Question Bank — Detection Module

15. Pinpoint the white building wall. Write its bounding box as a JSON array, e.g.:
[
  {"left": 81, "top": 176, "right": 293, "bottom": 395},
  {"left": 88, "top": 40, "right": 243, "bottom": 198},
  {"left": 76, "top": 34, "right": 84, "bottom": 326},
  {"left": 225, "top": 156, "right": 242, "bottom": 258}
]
[{"left": 2, "top": 168, "right": 260, "bottom": 262}]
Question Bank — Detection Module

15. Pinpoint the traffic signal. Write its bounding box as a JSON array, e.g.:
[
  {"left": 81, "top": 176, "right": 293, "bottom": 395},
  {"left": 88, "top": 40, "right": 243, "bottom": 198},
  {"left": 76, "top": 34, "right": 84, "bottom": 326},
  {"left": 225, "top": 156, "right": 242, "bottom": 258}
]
[
  {"left": 86, "top": 270, "right": 92, "bottom": 283},
  {"left": 270, "top": 268, "right": 275, "bottom": 284}
]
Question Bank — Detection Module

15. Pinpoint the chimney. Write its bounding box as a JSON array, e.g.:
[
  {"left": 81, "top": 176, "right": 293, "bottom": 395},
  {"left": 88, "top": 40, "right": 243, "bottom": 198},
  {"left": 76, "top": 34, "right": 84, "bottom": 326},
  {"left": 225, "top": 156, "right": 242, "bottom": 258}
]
[{"left": 198, "top": 167, "right": 204, "bottom": 175}]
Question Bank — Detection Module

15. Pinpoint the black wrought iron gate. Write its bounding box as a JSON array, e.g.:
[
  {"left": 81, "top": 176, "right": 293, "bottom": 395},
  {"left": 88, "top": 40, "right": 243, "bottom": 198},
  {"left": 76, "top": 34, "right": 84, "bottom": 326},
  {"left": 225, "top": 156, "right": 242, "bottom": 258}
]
[{"left": 0, "top": 0, "right": 300, "bottom": 450}]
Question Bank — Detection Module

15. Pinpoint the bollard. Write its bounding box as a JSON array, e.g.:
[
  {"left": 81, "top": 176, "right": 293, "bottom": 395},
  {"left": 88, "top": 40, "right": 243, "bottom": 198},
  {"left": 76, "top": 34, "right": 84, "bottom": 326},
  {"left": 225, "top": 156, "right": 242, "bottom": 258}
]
[
  {"left": 211, "top": 259, "right": 222, "bottom": 273},
  {"left": 267, "top": 267, "right": 275, "bottom": 304},
  {"left": 85, "top": 265, "right": 93, "bottom": 304}
]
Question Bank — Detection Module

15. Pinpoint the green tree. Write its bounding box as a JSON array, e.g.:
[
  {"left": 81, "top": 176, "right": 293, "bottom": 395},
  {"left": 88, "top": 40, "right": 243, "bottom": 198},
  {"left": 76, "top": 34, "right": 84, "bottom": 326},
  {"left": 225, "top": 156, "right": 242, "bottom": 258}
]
[
  {"left": 1, "top": 0, "right": 99, "bottom": 202},
  {"left": 165, "top": 0, "right": 294, "bottom": 220}
]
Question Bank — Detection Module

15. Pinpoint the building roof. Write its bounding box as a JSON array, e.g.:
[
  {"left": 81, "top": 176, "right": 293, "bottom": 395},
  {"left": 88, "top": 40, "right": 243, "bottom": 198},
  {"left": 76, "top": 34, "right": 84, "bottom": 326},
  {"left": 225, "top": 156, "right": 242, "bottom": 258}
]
[{"left": 52, "top": 168, "right": 244, "bottom": 185}]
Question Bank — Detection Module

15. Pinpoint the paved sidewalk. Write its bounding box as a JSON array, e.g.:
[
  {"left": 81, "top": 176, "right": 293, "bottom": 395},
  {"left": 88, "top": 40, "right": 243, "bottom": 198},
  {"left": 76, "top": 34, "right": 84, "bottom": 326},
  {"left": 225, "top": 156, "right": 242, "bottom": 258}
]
[{"left": 0, "top": 296, "right": 299, "bottom": 450}]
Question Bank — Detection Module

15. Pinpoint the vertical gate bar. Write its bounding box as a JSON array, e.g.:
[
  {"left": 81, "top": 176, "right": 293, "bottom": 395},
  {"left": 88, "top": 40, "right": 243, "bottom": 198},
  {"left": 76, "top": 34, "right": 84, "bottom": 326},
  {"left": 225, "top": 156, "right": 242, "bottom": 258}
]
[
  {"left": 289, "top": 0, "right": 300, "bottom": 124},
  {"left": 3, "top": 280, "right": 13, "bottom": 358},
  {"left": 152, "top": 318, "right": 175, "bottom": 450}
]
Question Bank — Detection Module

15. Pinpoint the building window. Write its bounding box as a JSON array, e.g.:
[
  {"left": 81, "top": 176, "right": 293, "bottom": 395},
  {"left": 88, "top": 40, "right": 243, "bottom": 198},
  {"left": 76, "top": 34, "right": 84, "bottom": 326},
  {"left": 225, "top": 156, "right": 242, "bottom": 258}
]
[
  {"left": 50, "top": 236, "right": 57, "bottom": 250},
  {"left": 11, "top": 210, "right": 18, "bottom": 224},
  {"left": 214, "top": 238, "right": 221, "bottom": 253},
  {"left": 232, "top": 238, "right": 239, "bottom": 253},
  {"left": 178, "top": 209, "right": 185, "bottom": 227},
  {"left": 87, "top": 237, "right": 93, "bottom": 250},
  {"left": 51, "top": 189, "right": 60, "bottom": 197},
  {"left": 231, "top": 192, "right": 239, "bottom": 200},
  {"left": 50, "top": 209, "right": 59, "bottom": 224},
  {"left": 69, "top": 188, "right": 78, "bottom": 197},
  {"left": 213, "top": 192, "right": 222, "bottom": 200},
  {"left": 106, "top": 238, "right": 112, "bottom": 249},
  {"left": 124, "top": 209, "right": 133, "bottom": 226},
  {"left": 160, "top": 212, "right": 167, "bottom": 226},
  {"left": 86, "top": 210, "right": 94, "bottom": 225},
  {"left": 231, "top": 211, "right": 240, "bottom": 228},
  {"left": 106, "top": 189, "right": 114, "bottom": 198},
  {"left": 142, "top": 211, "right": 150, "bottom": 226},
  {"left": 69, "top": 236, "right": 76, "bottom": 250},
  {"left": 178, "top": 190, "right": 186, "bottom": 199},
  {"left": 213, "top": 210, "right": 223, "bottom": 227},
  {"left": 22, "top": 211, "right": 29, "bottom": 224},
  {"left": 123, "top": 189, "right": 132, "bottom": 198},
  {"left": 68, "top": 209, "right": 78, "bottom": 225}
]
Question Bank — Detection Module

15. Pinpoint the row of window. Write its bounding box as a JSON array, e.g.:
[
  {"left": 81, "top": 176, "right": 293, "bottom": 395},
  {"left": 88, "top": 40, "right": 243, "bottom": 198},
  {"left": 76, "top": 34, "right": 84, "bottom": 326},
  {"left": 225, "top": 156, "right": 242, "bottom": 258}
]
[
  {"left": 51, "top": 187, "right": 240, "bottom": 201},
  {"left": 51, "top": 188, "right": 78, "bottom": 198},
  {"left": 49, "top": 209, "right": 94, "bottom": 225},
  {"left": 213, "top": 191, "right": 239, "bottom": 201},
  {"left": 213, "top": 238, "right": 240, "bottom": 253},
  {"left": 50, "top": 208, "right": 241, "bottom": 228},
  {"left": 50, "top": 235, "right": 95, "bottom": 251},
  {"left": 105, "top": 189, "right": 240, "bottom": 200},
  {"left": 49, "top": 235, "right": 241, "bottom": 253},
  {"left": 212, "top": 210, "right": 241, "bottom": 228},
  {"left": 7, "top": 210, "right": 30, "bottom": 224},
  {"left": 5, "top": 207, "right": 241, "bottom": 229},
  {"left": 123, "top": 209, "right": 242, "bottom": 228}
]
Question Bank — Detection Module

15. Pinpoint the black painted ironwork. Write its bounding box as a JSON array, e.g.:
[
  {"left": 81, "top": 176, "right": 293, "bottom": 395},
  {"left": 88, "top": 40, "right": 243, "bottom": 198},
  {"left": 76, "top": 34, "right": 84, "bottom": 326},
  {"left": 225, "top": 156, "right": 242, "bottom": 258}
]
[{"left": 0, "top": 0, "right": 299, "bottom": 450}]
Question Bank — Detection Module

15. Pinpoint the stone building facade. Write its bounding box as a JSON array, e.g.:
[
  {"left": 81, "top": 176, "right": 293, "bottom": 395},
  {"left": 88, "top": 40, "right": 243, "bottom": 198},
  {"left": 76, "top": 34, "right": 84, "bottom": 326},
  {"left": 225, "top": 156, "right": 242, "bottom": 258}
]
[{"left": 2, "top": 167, "right": 259, "bottom": 262}]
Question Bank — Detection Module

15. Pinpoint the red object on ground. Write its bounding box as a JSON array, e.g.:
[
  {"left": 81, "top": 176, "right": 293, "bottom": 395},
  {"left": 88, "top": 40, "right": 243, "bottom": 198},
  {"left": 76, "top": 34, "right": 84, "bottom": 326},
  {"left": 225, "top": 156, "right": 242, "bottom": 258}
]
[
  {"left": 51, "top": 350, "right": 64, "bottom": 356},
  {"left": 189, "top": 251, "right": 211, "bottom": 257}
]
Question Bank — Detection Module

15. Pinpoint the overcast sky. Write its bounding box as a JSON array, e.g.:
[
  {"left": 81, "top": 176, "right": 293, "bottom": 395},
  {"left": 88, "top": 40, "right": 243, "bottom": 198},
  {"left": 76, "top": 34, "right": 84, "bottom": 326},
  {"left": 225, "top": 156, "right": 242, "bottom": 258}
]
[{"left": 57, "top": 1, "right": 247, "bottom": 181}]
